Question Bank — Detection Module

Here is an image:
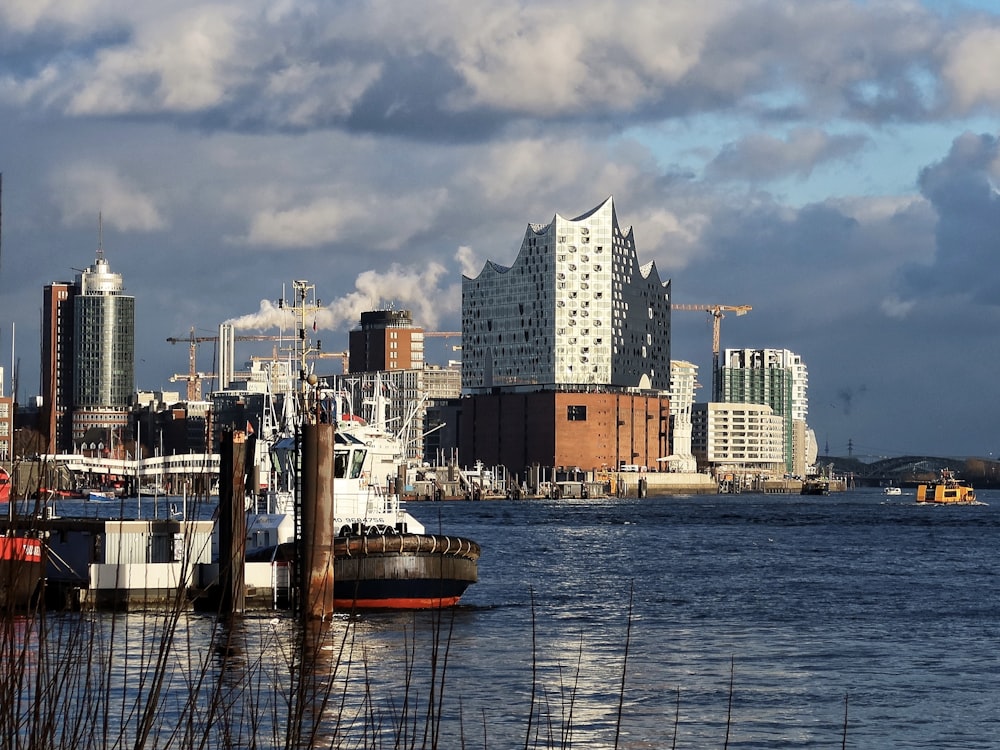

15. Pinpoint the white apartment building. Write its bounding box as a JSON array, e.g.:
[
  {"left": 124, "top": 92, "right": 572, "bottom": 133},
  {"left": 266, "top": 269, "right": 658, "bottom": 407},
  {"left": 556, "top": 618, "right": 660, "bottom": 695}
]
[
  {"left": 721, "top": 348, "right": 808, "bottom": 419},
  {"left": 720, "top": 348, "right": 810, "bottom": 473},
  {"left": 462, "top": 196, "right": 671, "bottom": 394},
  {"left": 666, "top": 360, "right": 699, "bottom": 472},
  {"left": 692, "top": 402, "right": 785, "bottom": 472}
]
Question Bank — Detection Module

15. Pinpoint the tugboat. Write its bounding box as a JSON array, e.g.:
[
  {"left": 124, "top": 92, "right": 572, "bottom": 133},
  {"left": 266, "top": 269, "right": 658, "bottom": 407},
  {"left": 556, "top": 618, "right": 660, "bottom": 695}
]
[
  {"left": 243, "top": 281, "right": 480, "bottom": 610},
  {"left": 916, "top": 469, "right": 977, "bottom": 505},
  {"left": 800, "top": 477, "right": 830, "bottom": 495}
]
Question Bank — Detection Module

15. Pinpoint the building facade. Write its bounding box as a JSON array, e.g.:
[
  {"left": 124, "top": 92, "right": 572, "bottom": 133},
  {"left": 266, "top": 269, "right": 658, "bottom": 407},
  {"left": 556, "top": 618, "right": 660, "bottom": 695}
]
[
  {"left": 41, "top": 282, "right": 76, "bottom": 453},
  {"left": 0, "top": 392, "right": 11, "bottom": 466},
  {"left": 459, "top": 391, "right": 669, "bottom": 475},
  {"left": 349, "top": 310, "right": 424, "bottom": 374},
  {"left": 691, "top": 402, "right": 785, "bottom": 472},
  {"left": 462, "top": 196, "right": 671, "bottom": 393},
  {"left": 719, "top": 348, "right": 809, "bottom": 474},
  {"left": 70, "top": 249, "right": 135, "bottom": 447},
  {"left": 666, "top": 360, "right": 699, "bottom": 473},
  {"left": 458, "top": 197, "right": 672, "bottom": 475}
]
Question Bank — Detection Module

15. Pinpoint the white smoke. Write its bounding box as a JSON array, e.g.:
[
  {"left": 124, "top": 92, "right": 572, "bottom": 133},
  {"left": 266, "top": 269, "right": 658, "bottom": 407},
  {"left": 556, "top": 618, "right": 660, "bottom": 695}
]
[
  {"left": 225, "top": 261, "right": 458, "bottom": 332},
  {"left": 224, "top": 299, "right": 296, "bottom": 330}
]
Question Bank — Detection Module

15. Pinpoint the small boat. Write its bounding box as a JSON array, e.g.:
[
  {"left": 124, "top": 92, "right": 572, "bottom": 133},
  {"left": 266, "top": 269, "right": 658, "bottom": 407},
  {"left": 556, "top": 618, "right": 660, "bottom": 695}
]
[
  {"left": 916, "top": 469, "right": 976, "bottom": 505},
  {"left": 800, "top": 478, "right": 830, "bottom": 495},
  {"left": 0, "top": 534, "right": 44, "bottom": 609},
  {"left": 883, "top": 486, "right": 902, "bottom": 496}
]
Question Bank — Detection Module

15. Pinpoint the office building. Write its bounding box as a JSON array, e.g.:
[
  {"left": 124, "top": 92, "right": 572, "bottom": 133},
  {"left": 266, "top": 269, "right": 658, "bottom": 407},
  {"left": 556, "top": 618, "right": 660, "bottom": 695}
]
[
  {"left": 349, "top": 310, "right": 424, "bottom": 373},
  {"left": 69, "top": 246, "right": 135, "bottom": 447},
  {"left": 41, "top": 282, "right": 76, "bottom": 453}
]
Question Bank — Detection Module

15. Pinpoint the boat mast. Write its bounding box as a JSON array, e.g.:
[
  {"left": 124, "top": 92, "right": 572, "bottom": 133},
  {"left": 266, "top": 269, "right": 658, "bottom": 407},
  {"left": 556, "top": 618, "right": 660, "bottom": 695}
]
[{"left": 289, "top": 280, "right": 324, "bottom": 424}]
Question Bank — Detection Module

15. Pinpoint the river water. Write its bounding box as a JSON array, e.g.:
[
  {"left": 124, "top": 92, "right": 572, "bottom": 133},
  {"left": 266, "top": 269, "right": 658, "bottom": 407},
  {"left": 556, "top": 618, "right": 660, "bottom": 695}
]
[
  {"left": 397, "top": 488, "right": 1000, "bottom": 749},
  {"left": 24, "top": 488, "right": 1000, "bottom": 748}
]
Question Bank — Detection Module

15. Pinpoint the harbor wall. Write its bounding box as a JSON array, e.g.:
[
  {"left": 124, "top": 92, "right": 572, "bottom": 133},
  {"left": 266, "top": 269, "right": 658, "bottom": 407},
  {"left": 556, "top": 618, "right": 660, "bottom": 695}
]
[{"left": 615, "top": 472, "right": 718, "bottom": 496}]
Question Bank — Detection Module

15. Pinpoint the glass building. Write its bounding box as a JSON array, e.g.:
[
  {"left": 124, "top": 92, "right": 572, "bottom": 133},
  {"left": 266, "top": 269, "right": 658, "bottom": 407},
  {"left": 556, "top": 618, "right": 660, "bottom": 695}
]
[
  {"left": 71, "top": 249, "right": 135, "bottom": 447},
  {"left": 462, "top": 196, "right": 671, "bottom": 394}
]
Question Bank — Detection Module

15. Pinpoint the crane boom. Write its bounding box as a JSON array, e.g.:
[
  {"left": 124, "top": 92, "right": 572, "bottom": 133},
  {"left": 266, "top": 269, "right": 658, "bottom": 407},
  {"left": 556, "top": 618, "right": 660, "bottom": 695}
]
[
  {"left": 671, "top": 304, "right": 752, "bottom": 400},
  {"left": 166, "top": 328, "right": 289, "bottom": 400}
]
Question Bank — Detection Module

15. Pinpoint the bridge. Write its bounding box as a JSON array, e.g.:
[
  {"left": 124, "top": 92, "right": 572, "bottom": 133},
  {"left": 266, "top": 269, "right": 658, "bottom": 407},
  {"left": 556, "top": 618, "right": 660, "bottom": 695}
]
[{"left": 826, "top": 455, "right": 1000, "bottom": 488}]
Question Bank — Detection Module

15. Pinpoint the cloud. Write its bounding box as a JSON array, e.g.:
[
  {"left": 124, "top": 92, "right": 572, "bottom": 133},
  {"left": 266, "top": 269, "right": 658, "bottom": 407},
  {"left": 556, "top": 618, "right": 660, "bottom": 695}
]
[
  {"left": 707, "top": 128, "right": 868, "bottom": 182},
  {"left": 66, "top": 6, "right": 241, "bottom": 115},
  {"left": 906, "top": 131, "right": 1000, "bottom": 304},
  {"left": 7, "top": 0, "right": 1000, "bottom": 462},
  {"left": 3, "top": 0, "right": 990, "bottom": 135},
  {"left": 941, "top": 26, "right": 1000, "bottom": 112},
  {"left": 50, "top": 163, "right": 166, "bottom": 232},
  {"left": 242, "top": 187, "right": 449, "bottom": 250},
  {"left": 455, "top": 245, "right": 481, "bottom": 278},
  {"left": 880, "top": 295, "right": 916, "bottom": 320}
]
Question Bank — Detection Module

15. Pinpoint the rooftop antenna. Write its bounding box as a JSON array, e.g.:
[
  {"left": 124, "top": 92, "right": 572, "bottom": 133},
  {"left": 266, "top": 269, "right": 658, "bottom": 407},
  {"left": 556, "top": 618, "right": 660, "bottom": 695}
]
[{"left": 97, "top": 211, "right": 104, "bottom": 261}]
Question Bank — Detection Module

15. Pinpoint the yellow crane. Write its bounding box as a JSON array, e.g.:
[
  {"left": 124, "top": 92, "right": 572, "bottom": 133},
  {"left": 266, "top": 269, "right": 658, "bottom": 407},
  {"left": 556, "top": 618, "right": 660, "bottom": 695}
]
[
  {"left": 310, "top": 350, "right": 350, "bottom": 373},
  {"left": 671, "top": 304, "right": 752, "bottom": 400}
]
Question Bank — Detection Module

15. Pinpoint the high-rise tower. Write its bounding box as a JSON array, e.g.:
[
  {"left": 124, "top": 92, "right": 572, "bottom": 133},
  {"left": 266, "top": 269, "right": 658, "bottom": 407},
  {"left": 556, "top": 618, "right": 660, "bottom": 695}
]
[
  {"left": 70, "top": 239, "right": 135, "bottom": 448},
  {"left": 348, "top": 310, "right": 424, "bottom": 373},
  {"left": 41, "top": 281, "right": 76, "bottom": 453}
]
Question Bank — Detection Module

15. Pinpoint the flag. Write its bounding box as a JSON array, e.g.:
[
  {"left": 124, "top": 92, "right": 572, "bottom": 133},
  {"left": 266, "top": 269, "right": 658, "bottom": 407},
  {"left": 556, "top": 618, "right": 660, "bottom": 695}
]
[{"left": 246, "top": 420, "right": 255, "bottom": 436}]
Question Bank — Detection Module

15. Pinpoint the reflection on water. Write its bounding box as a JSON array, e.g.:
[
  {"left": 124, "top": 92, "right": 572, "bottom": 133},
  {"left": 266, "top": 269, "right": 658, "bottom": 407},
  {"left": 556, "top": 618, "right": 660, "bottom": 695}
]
[{"left": 2, "top": 489, "right": 998, "bottom": 748}]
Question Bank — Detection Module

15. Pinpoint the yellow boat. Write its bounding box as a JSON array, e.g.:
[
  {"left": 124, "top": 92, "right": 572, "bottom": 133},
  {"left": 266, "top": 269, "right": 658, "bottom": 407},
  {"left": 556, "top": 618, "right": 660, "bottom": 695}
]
[{"left": 916, "top": 469, "right": 977, "bottom": 504}]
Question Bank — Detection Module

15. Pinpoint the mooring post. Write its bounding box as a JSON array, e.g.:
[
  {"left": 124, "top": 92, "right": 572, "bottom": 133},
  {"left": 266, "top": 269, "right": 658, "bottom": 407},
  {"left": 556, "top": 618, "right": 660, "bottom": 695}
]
[
  {"left": 218, "top": 428, "right": 247, "bottom": 615},
  {"left": 300, "top": 422, "right": 335, "bottom": 619}
]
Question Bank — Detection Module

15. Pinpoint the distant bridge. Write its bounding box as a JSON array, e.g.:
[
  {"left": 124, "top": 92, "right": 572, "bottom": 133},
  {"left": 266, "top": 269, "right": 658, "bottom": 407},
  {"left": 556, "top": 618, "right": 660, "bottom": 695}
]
[{"left": 825, "top": 455, "right": 1000, "bottom": 488}]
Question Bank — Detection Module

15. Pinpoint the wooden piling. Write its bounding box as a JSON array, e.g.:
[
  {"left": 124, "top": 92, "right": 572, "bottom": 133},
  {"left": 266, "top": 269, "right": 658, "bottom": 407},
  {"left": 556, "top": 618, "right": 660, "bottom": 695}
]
[
  {"left": 218, "top": 428, "right": 247, "bottom": 615},
  {"left": 300, "top": 422, "right": 335, "bottom": 619}
]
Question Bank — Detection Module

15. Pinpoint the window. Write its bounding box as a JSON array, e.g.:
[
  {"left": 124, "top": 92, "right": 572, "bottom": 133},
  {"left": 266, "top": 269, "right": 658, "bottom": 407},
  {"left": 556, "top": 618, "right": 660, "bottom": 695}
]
[{"left": 567, "top": 405, "right": 587, "bottom": 421}]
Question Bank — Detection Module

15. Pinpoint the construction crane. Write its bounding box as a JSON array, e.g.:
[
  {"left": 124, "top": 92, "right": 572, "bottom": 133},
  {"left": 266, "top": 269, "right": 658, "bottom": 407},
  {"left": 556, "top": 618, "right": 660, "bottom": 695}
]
[
  {"left": 671, "top": 304, "right": 752, "bottom": 401},
  {"left": 166, "top": 328, "right": 289, "bottom": 400},
  {"left": 424, "top": 331, "right": 461, "bottom": 338},
  {"left": 310, "top": 350, "right": 350, "bottom": 373}
]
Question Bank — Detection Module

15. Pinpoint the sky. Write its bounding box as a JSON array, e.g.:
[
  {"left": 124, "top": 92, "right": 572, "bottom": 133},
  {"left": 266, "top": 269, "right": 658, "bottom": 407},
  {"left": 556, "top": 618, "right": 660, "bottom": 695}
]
[{"left": 1, "top": 0, "right": 1000, "bottom": 460}]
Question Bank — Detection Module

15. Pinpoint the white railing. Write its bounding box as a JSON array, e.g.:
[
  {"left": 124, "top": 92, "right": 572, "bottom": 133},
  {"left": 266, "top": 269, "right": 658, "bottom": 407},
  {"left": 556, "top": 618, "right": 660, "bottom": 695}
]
[{"left": 40, "top": 453, "right": 220, "bottom": 480}]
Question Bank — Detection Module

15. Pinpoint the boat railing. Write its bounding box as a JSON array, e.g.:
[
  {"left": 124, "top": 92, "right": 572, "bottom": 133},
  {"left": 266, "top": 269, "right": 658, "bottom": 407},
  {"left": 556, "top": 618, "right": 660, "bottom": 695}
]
[{"left": 364, "top": 482, "right": 400, "bottom": 516}]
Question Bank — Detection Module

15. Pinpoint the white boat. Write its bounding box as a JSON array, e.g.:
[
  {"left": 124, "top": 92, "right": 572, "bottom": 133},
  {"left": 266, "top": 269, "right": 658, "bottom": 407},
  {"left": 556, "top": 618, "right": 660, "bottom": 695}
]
[
  {"left": 244, "top": 281, "right": 479, "bottom": 609},
  {"left": 883, "top": 486, "right": 902, "bottom": 496}
]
